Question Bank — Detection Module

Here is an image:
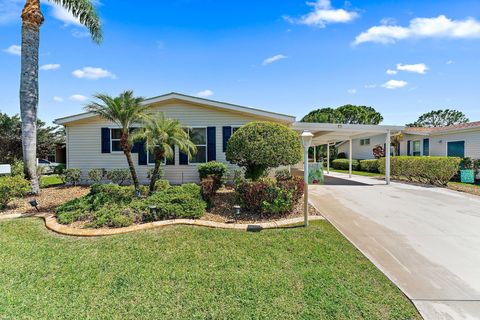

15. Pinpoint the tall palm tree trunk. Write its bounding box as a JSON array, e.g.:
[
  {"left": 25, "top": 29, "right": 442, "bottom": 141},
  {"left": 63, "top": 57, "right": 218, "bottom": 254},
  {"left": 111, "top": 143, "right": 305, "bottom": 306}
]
[
  {"left": 20, "top": 0, "right": 44, "bottom": 195},
  {"left": 124, "top": 150, "right": 140, "bottom": 190}
]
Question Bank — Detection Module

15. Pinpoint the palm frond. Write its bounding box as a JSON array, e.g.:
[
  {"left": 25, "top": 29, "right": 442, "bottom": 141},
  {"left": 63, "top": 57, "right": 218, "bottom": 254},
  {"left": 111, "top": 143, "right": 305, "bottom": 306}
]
[{"left": 49, "top": 0, "right": 102, "bottom": 43}]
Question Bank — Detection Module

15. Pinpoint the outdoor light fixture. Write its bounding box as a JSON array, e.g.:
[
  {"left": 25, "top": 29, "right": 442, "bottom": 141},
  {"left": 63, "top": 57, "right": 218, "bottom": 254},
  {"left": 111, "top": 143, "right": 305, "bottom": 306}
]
[
  {"left": 29, "top": 199, "right": 40, "bottom": 212},
  {"left": 301, "top": 131, "right": 314, "bottom": 227},
  {"left": 149, "top": 205, "right": 157, "bottom": 215},
  {"left": 233, "top": 205, "right": 241, "bottom": 222}
]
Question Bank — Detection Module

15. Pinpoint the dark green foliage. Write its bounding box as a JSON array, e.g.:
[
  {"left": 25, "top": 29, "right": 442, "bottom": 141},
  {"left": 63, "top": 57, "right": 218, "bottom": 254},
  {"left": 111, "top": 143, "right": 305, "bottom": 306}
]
[
  {"left": 275, "top": 169, "right": 292, "bottom": 181},
  {"left": 226, "top": 122, "right": 302, "bottom": 180},
  {"left": 53, "top": 164, "right": 66, "bottom": 174},
  {"left": 236, "top": 177, "right": 304, "bottom": 215},
  {"left": 106, "top": 169, "right": 131, "bottom": 186},
  {"left": 0, "top": 176, "right": 30, "bottom": 209},
  {"left": 56, "top": 183, "right": 206, "bottom": 228},
  {"left": 379, "top": 156, "right": 462, "bottom": 186},
  {"left": 332, "top": 159, "right": 360, "bottom": 171},
  {"left": 359, "top": 159, "right": 380, "bottom": 173},
  {"left": 88, "top": 168, "right": 104, "bottom": 183},
  {"left": 0, "top": 112, "right": 65, "bottom": 164},
  {"left": 198, "top": 161, "right": 228, "bottom": 182},
  {"left": 407, "top": 109, "right": 469, "bottom": 128},
  {"left": 301, "top": 105, "right": 383, "bottom": 125},
  {"left": 61, "top": 168, "right": 82, "bottom": 186},
  {"left": 154, "top": 179, "right": 171, "bottom": 191}
]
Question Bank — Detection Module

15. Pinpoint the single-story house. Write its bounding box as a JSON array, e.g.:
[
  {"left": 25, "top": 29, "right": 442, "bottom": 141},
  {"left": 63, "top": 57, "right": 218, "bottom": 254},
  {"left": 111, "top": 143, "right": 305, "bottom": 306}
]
[
  {"left": 54, "top": 92, "right": 402, "bottom": 184},
  {"left": 337, "top": 121, "right": 480, "bottom": 160}
]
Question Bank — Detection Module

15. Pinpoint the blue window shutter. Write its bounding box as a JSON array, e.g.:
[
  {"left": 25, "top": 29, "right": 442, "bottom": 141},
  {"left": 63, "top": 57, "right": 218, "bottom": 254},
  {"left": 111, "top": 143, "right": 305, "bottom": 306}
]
[
  {"left": 138, "top": 140, "right": 147, "bottom": 165},
  {"left": 222, "top": 126, "right": 232, "bottom": 152},
  {"left": 130, "top": 128, "right": 140, "bottom": 153},
  {"left": 423, "top": 139, "right": 430, "bottom": 156},
  {"left": 101, "top": 128, "right": 111, "bottom": 153},
  {"left": 407, "top": 140, "right": 411, "bottom": 156},
  {"left": 207, "top": 127, "right": 216, "bottom": 161},
  {"left": 166, "top": 145, "right": 175, "bottom": 165},
  {"left": 179, "top": 151, "right": 188, "bottom": 165}
]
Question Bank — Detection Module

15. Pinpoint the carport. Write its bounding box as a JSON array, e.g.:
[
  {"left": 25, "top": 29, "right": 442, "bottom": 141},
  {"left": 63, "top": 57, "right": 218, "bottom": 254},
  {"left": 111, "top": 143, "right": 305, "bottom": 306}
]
[{"left": 291, "top": 122, "right": 404, "bottom": 185}]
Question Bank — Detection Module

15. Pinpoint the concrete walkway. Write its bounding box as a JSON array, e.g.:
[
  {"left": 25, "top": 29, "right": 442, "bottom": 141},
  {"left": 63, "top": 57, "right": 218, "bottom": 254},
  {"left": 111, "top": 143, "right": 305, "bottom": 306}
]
[{"left": 309, "top": 172, "right": 480, "bottom": 320}]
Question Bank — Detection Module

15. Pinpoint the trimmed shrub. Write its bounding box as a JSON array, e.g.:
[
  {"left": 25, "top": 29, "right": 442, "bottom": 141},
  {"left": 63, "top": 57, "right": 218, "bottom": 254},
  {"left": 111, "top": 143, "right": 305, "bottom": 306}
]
[
  {"left": 332, "top": 159, "right": 360, "bottom": 171},
  {"left": 0, "top": 176, "right": 30, "bottom": 209},
  {"left": 85, "top": 205, "right": 139, "bottom": 229},
  {"left": 106, "top": 169, "right": 131, "bottom": 186},
  {"left": 10, "top": 160, "right": 24, "bottom": 177},
  {"left": 359, "top": 159, "right": 380, "bottom": 173},
  {"left": 154, "top": 179, "right": 171, "bottom": 191},
  {"left": 226, "top": 121, "right": 302, "bottom": 180},
  {"left": 88, "top": 168, "right": 104, "bottom": 183},
  {"left": 379, "top": 156, "right": 462, "bottom": 186},
  {"left": 275, "top": 169, "right": 292, "bottom": 181},
  {"left": 62, "top": 168, "right": 82, "bottom": 186},
  {"left": 236, "top": 177, "right": 304, "bottom": 215},
  {"left": 198, "top": 161, "right": 228, "bottom": 182},
  {"left": 54, "top": 164, "right": 66, "bottom": 175}
]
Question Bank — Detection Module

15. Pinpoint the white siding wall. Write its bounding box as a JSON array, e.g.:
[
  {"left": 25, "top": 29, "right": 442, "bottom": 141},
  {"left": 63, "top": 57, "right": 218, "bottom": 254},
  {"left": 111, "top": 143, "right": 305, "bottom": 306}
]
[
  {"left": 66, "top": 101, "right": 276, "bottom": 184},
  {"left": 336, "top": 134, "right": 387, "bottom": 159}
]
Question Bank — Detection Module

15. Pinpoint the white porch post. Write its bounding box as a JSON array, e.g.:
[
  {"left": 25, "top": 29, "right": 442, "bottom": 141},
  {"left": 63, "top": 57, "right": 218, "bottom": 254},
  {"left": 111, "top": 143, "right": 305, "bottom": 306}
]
[
  {"left": 313, "top": 145, "right": 317, "bottom": 163},
  {"left": 326, "top": 143, "right": 330, "bottom": 174},
  {"left": 386, "top": 130, "right": 391, "bottom": 185},
  {"left": 349, "top": 138, "right": 353, "bottom": 178}
]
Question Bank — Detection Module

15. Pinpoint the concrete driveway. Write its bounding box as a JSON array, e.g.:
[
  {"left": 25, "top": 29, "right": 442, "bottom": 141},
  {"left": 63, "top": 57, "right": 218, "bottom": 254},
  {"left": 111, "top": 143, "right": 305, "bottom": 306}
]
[{"left": 309, "top": 172, "right": 480, "bottom": 320}]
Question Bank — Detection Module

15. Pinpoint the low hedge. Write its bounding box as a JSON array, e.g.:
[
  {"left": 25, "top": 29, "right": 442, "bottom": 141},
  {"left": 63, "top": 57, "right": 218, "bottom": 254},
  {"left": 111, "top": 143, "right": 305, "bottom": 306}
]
[
  {"left": 379, "top": 156, "right": 462, "bottom": 186},
  {"left": 56, "top": 183, "right": 206, "bottom": 228},
  {"left": 332, "top": 159, "right": 360, "bottom": 171},
  {"left": 359, "top": 159, "right": 380, "bottom": 173}
]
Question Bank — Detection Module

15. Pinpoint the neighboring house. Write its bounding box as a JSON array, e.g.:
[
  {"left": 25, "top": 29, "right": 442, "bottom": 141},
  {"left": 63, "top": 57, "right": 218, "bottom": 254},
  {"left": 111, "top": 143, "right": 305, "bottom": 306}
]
[
  {"left": 337, "top": 121, "right": 480, "bottom": 160},
  {"left": 54, "top": 92, "right": 295, "bottom": 184}
]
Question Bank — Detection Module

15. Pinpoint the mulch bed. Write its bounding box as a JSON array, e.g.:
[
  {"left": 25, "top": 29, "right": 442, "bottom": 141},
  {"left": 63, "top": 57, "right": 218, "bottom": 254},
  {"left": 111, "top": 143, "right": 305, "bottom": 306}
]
[
  {"left": 1, "top": 186, "right": 321, "bottom": 225},
  {"left": 204, "top": 188, "right": 321, "bottom": 224},
  {"left": 448, "top": 183, "right": 480, "bottom": 196},
  {"left": 1, "top": 186, "right": 90, "bottom": 216}
]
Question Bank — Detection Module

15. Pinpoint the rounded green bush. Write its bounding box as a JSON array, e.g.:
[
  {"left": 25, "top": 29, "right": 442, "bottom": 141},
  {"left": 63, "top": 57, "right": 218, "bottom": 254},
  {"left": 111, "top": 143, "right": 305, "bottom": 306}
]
[
  {"left": 359, "top": 159, "right": 380, "bottom": 173},
  {"left": 226, "top": 121, "right": 302, "bottom": 180},
  {"left": 332, "top": 159, "right": 360, "bottom": 171},
  {"left": 0, "top": 175, "right": 30, "bottom": 209}
]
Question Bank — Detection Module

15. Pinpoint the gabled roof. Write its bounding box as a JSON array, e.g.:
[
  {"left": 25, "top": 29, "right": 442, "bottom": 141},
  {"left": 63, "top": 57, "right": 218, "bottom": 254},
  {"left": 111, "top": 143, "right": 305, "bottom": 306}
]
[
  {"left": 54, "top": 92, "right": 296, "bottom": 125},
  {"left": 404, "top": 121, "right": 480, "bottom": 135}
]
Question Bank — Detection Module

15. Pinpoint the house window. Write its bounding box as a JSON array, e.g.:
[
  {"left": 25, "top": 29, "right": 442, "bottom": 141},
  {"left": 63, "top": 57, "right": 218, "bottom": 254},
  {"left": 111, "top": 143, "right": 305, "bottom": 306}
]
[
  {"left": 360, "top": 139, "right": 370, "bottom": 146},
  {"left": 412, "top": 141, "right": 421, "bottom": 156},
  {"left": 447, "top": 141, "right": 465, "bottom": 158},
  {"left": 111, "top": 129, "right": 122, "bottom": 152},
  {"left": 189, "top": 127, "right": 207, "bottom": 164}
]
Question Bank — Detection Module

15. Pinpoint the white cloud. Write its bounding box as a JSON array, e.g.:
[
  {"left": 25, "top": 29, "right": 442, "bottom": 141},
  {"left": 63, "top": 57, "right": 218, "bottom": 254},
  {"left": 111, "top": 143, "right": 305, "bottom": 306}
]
[
  {"left": 354, "top": 15, "right": 480, "bottom": 45},
  {"left": 382, "top": 80, "right": 408, "bottom": 89},
  {"left": 197, "top": 90, "right": 214, "bottom": 98},
  {"left": 40, "top": 64, "right": 61, "bottom": 71},
  {"left": 364, "top": 84, "right": 377, "bottom": 89},
  {"left": 397, "top": 63, "right": 428, "bottom": 74},
  {"left": 3, "top": 44, "right": 21, "bottom": 56},
  {"left": 53, "top": 96, "right": 64, "bottom": 102},
  {"left": 40, "top": 0, "right": 81, "bottom": 26},
  {"left": 284, "top": 0, "right": 358, "bottom": 28},
  {"left": 446, "top": 60, "right": 455, "bottom": 65},
  {"left": 69, "top": 94, "right": 88, "bottom": 102},
  {"left": 347, "top": 89, "right": 357, "bottom": 94},
  {"left": 72, "top": 67, "right": 116, "bottom": 80},
  {"left": 386, "top": 69, "right": 398, "bottom": 75},
  {"left": 262, "top": 54, "right": 287, "bottom": 65}
]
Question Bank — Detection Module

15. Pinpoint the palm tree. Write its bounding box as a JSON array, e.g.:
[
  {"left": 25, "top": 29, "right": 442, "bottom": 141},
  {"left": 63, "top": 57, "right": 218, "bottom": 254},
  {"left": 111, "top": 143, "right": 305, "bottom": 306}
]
[
  {"left": 85, "top": 91, "right": 149, "bottom": 191},
  {"left": 132, "top": 113, "right": 197, "bottom": 193},
  {"left": 20, "top": 0, "right": 102, "bottom": 194}
]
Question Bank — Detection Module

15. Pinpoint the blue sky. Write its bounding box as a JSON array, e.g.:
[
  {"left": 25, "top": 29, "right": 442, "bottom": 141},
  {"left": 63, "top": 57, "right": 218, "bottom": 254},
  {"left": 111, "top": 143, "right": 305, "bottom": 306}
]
[{"left": 1, "top": 0, "right": 480, "bottom": 125}]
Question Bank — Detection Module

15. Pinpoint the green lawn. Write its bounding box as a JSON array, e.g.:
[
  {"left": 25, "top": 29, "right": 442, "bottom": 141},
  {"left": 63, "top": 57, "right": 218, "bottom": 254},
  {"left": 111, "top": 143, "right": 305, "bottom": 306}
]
[
  {"left": 40, "top": 175, "right": 64, "bottom": 188},
  {"left": 328, "top": 168, "right": 383, "bottom": 177},
  {"left": 0, "top": 219, "right": 420, "bottom": 319}
]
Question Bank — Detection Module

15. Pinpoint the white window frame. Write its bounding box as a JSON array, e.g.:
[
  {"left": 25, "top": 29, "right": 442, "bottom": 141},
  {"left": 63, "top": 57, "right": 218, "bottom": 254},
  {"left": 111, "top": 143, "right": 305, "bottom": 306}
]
[
  {"left": 360, "top": 138, "right": 370, "bottom": 146},
  {"left": 412, "top": 140, "right": 421, "bottom": 156},
  {"left": 188, "top": 126, "right": 208, "bottom": 165},
  {"left": 110, "top": 128, "right": 123, "bottom": 153}
]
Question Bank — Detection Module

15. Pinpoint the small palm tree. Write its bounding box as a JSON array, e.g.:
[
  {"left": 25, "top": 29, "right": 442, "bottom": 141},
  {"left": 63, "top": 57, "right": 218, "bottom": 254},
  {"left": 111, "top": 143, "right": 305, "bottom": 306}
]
[
  {"left": 85, "top": 91, "right": 148, "bottom": 191},
  {"left": 132, "top": 113, "right": 197, "bottom": 193},
  {"left": 20, "top": 0, "right": 102, "bottom": 194}
]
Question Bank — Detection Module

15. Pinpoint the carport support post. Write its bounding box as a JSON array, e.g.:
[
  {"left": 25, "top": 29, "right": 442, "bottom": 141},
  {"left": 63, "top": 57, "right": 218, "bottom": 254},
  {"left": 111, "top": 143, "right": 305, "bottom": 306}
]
[
  {"left": 349, "top": 138, "right": 353, "bottom": 178},
  {"left": 326, "top": 143, "right": 330, "bottom": 174},
  {"left": 386, "top": 130, "right": 391, "bottom": 185}
]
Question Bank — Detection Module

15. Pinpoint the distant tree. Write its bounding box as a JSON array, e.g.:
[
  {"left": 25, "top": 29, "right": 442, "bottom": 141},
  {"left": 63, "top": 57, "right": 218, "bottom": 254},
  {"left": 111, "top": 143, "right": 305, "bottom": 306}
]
[
  {"left": 302, "top": 105, "right": 383, "bottom": 125},
  {"left": 0, "top": 112, "right": 64, "bottom": 164},
  {"left": 407, "top": 109, "right": 469, "bottom": 127}
]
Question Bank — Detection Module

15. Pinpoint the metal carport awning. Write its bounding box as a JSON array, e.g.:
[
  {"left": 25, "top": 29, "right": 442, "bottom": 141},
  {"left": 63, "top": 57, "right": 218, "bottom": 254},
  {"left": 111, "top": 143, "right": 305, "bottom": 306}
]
[{"left": 291, "top": 122, "right": 405, "bottom": 185}]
